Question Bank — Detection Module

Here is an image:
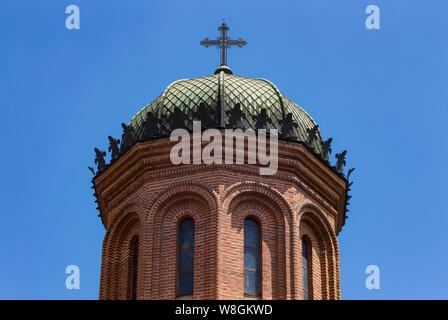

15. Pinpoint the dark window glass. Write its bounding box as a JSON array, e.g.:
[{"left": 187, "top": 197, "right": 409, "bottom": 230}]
[
  {"left": 244, "top": 270, "right": 258, "bottom": 294},
  {"left": 302, "top": 237, "right": 310, "bottom": 300},
  {"left": 303, "top": 289, "right": 309, "bottom": 300},
  {"left": 244, "top": 218, "right": 260, "bottom": 296},
  {"left": 129, "top": 235, "right": 139, "bottom": 300},
  {"left": 179, "top": 250, "right": 194, "bottom": 270},
  {"left": 244, "top": 248, "right": 257, "bottom": 270},
  {"left": 177, "top": 219, "right": 194, "bottom": 296}
]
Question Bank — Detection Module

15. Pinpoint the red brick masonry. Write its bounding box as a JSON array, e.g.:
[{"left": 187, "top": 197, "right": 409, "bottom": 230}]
[{"left": 95, "top": 135, "right": 347, "bottom": 300}]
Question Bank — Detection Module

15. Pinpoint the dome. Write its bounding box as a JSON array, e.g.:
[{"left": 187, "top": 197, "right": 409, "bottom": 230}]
[{"left": 128, "top": 67, "right": 324, "bottom": 156}]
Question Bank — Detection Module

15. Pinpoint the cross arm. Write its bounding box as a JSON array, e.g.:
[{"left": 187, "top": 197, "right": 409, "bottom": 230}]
[
  {"left": 200, "top": 38, "right": 222, "bottom": 48},
  {"left": 225, "top": 39, "right": 248, "bottom": 47}
]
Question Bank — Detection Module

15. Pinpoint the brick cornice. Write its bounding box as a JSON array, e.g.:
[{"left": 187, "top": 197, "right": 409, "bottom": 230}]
[{"left": 94, "top": 136, "right": 347, "bottom": 233}]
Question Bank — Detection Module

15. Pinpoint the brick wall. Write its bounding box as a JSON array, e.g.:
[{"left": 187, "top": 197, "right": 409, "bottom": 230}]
[{"left": 96, "top": 138, "right": 345, "bottom": 300}]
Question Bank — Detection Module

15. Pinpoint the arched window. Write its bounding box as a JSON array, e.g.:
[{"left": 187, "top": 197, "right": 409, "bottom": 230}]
[
  {"left": 244, "top": 218, "right": 261, "bottom": 297},
  {"left": 302, "top": 237, "right": 311, "bottom": 300},
  {"left": 177, "top": 218, "right": 195, "bottom": 297},
  {"left": 128, "top": 235, "right": 139, "bottom": 300}
]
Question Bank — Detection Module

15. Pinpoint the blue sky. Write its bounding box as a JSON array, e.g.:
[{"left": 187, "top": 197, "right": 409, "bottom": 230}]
[{"left": 0, "top": 0, "right": 447, "bottom": 299}]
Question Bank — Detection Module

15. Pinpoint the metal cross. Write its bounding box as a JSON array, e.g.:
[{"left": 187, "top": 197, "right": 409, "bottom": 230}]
[{"left": 200, "top": 22, "right": 247, "bottom": 66}]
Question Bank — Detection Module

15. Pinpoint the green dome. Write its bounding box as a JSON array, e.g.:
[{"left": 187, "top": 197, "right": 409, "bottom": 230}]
[{"left": 129, "top": 67, "right": 323, "bottom": 155}]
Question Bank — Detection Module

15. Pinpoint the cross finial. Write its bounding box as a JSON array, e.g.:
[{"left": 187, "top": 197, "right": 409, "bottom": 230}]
[{"left": 200, "top": 22, "right": 247, "bottom": 68}]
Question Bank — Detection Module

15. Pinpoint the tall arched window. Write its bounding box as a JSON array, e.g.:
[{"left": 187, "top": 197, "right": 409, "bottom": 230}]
[
  {"left": 244, "top": 218, "right": 261, "bottom": 297},
  {"left": 302, "top": 237, "right": 311, "bottom": 300},
  {"left": 128, "top": 235, "right": 139, "bottom": 300},
  {"left": 177, "top": 218, "right": 195, "bottom": 297}
]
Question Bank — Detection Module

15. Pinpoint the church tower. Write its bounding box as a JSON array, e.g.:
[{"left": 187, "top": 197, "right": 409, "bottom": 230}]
[{"left": 91, "top": 23, "right": 352, "bottom": 300}]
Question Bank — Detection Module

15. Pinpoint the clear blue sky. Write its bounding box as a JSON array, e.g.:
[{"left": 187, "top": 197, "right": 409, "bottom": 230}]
[{"left": 0, "top": 0, "right": 447, "bottom": 299}]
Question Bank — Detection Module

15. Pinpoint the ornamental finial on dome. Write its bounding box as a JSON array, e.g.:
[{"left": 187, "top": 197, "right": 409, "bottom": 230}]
[{"left": 200, "top": 21, "right": 247, "bottom": 74}]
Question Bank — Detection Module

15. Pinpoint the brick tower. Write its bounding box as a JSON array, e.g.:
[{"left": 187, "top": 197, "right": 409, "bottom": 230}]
[{"left": 91, "top": 25, "right": 351, "bottom": 300}]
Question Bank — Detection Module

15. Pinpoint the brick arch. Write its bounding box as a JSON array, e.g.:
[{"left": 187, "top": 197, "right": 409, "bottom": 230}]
[
  {"left": 100, "top": 204, "right": 144, "bottom": 299},
  {"left": 220, "top": 181, "right": 295, "bottom": 224},
  {"left": 297, "top": 204, "right": 340, "bottom": 299},
  {"left": 147, "top": 183, "right": 218, "bottom": 299},
  {"left": 219, "top": 182, "right": 295, "bottom": 299},
  {"left": 147, "top": 181, "right": 219, "bottom": 222}
]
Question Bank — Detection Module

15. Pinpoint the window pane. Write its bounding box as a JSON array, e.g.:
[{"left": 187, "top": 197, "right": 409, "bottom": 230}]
[
  {"left": 179, "top": 224, "right": 194, "bottom": 249},
  {"left": 179, "top": 250, "right": 194, "bottom": 272},
  {"left": 244, "top": 218, "right": 260, "bottom": 296},
  {"left": 129, "top": 236, "right": 139, "bottom": 300},
  {"left": 302, "top": 240, "right": 308, "bottom": 259},
  {"left": 178, "top": 271, "right": 193, "bottom": 296},
  {"left": 245, "top": 218, "right": 258, "bottom": 228},
  {"left": 302, "top": 239, "right": 309, "bottom": 269},
  {"left": 179, "top": 233, "right": 193, "bottom": 249},
  {"left": 244, "top": 270, "right": 259, "bottom": 294},
  {"left": 302, "top": 268, "right": 308, "bottom": 289},
  {"left": 244, "top": 228, "right": 259, "bottom": 248},
  {"left": 244, "top": 220, "right": 259, "bottom": 248},
  {"left": 301, "top": 238, "right": 311, "bottom": 300},
  {"left": 244, "top": 248, "right": 258, "bottom": 271},
  {"left": 180, "top": 219, "right": 194, "bottom": 229},
  {"left": 303, "top": 289, "right": 309, "bottom": 300},
  {"left": 178, "top": 219, "right": 194, "bottom": 296}
]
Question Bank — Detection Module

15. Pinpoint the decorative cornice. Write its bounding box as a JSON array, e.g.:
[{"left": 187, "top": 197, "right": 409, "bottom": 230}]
[{"left": 93, "top": 137, "right": 348, "bottom": 232}]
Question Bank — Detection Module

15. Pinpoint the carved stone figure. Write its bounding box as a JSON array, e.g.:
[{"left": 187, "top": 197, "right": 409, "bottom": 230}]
[
  {"left": 306, "top": 125, "right": 319, "bottom": 148},
  {"left": 321, "top": 137, "right": 333, "bottom": 161},
  {"left": 279, "top": 113, "right": 298, "bottom": 140},
  {"left": 193, "top": 102, "right": 215, "bottom": 129},
  {"left": 226, "top": 103, "right": 247, "bottom": 129},
  {"left": 88, "top": 166, "right": 95, "bottom": 176},
  {"left": 168, "top": 107, "right": 189, "bottom": 131},
  {"left": 346, "top": 167, "right": 355, "bottom": 180},
  {"left": 120, "top": 123, "right": 135, "bottom": 152},
  {"left": 335, "top": 150, "right": 347, "bottom": 173},
  {"left": 94, "top": 148, "right": 107, "bottom": 172},
  {"left": 253, "top": 108, "right": 272, "bottom": 130},
  {"left": 142, "top": 111, "right": 161, "bottom": 139},
  {"left": 108, "top": 136, "right": 121, "bottom": 161}
]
